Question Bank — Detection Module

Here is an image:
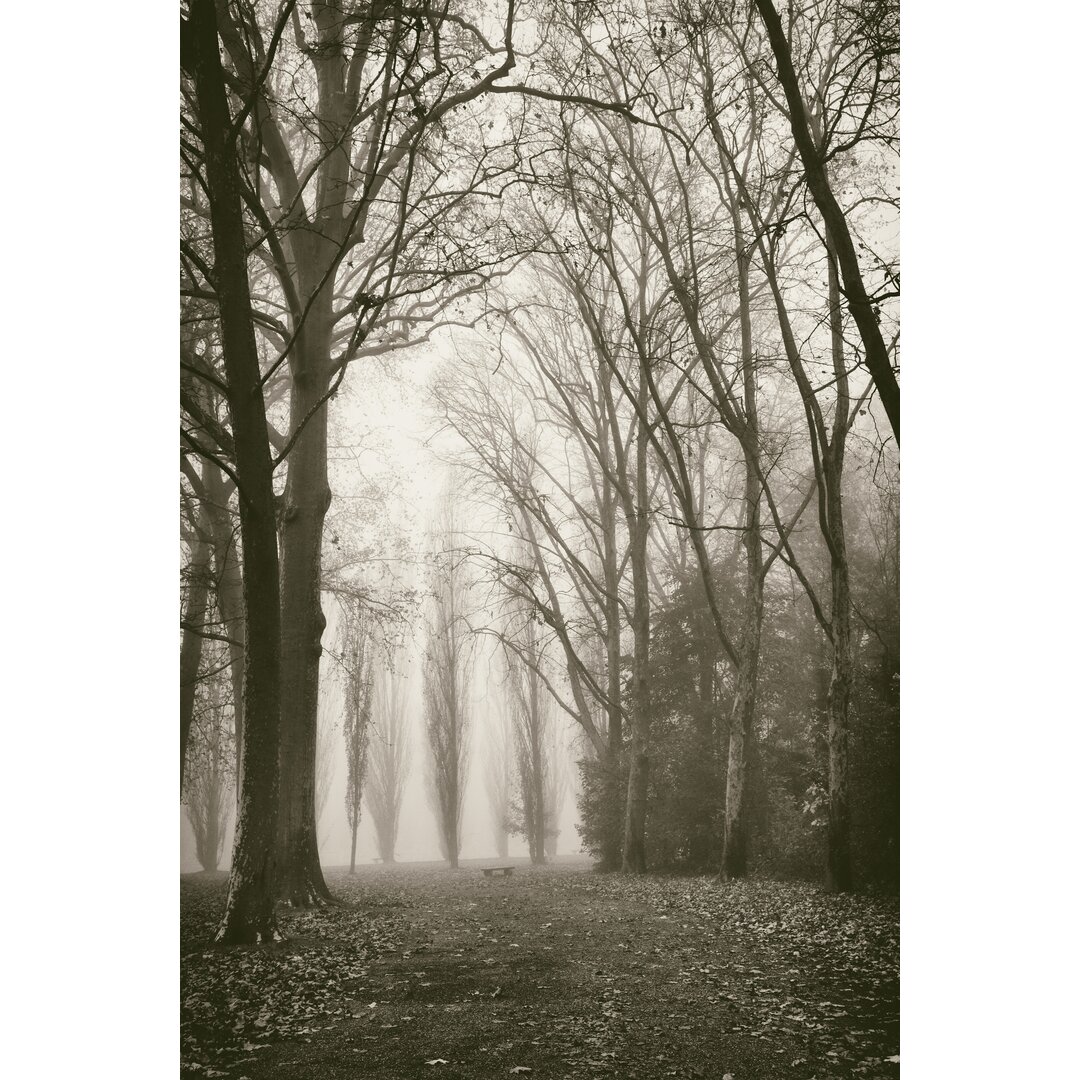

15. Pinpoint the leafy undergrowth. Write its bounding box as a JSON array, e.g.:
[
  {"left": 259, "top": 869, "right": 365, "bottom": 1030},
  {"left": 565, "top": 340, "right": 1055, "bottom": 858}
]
[{"left": 181, "top": 861, "right": 898, "bottom": 1079}]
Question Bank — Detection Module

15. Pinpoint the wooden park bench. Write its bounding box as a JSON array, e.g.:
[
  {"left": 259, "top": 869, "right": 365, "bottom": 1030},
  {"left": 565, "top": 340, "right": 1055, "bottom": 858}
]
[{"left": 481, "top": 865, "right": 515, "bottom": 878}]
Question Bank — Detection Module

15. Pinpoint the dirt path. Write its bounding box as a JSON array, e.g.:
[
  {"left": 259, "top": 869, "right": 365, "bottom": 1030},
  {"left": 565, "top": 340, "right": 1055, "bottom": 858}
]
[{"left": 181, "top": 861, "right": 899, "bottom": 1079}]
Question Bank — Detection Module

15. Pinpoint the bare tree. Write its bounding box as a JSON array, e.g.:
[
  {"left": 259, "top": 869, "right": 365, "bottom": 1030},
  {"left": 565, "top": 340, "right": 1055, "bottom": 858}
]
[
  {"left": 365, "top": 660, "right": 411, "bottom": 865},
  {"left": 483, "top": 694, "right": 513, "bottom": 860},
  {"left": 340, "top": 605, "right": 374, "bottom": 874},
  {"left": 505, "top": 615, "right": 552, "bottom": 865},
  {"left": 423, "top": 498, "right": 474, "bottom": 869},
  {"left": 182, "top": 0, "right": 284, "bottom": 943}
]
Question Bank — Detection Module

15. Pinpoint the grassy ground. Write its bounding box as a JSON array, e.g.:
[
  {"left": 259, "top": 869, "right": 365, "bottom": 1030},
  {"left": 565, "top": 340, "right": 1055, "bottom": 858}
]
[{"left": 181, "top": 860, "right": 898, "bottom": 1079}]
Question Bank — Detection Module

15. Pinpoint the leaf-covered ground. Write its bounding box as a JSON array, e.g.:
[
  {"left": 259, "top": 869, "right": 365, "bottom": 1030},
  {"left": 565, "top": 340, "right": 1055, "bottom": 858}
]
[{"left": 181, "top": 861, "right": 898, "bottom": 1079}]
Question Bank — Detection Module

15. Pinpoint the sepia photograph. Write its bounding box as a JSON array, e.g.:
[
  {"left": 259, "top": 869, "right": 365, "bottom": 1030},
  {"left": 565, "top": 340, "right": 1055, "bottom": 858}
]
[
  {"left": 9, "top": 2, "right": 1080, "bottom": 1078},
  {"left": 179, "top": 2, "right": 900, "bottom": 1076}
]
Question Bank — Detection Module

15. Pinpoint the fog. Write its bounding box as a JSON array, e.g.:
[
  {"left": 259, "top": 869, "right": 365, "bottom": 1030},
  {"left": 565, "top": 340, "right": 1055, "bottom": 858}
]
[{"left": 181, "top": 345, "right": 584, "bottom": 874}]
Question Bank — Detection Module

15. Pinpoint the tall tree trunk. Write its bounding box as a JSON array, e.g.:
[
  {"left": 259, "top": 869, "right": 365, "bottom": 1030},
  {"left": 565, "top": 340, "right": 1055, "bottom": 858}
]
[
  {"left": 722, "top": 213, "right": 765, "bottom": 879},
  {"left": 601, "top": 466, "right": 624, "bottom": 870},
  {"left": 622, "top": 367, "right": 651, "bottom": 874},
  {"left": 447, "top": 772, "right": 460, "bottom": 868},
  {"left": 825, "top": 488, "right": 853, "bottom": 892},
  {"left": 721, "top": 482, "right": 763, "bottom": 879},
  {"left": 276, "top": 296, "right": 335, "bottom": 906},
  {"left": 180, "top": 532, "right": 211, "bottom": 790},
  {"left": 530, "top": 676, "right": 546, "bottom": 865},
  {"left": 204, "top": 462, "right": 246, "bottom": 802},
  {"left": 184, "top": 0, "right": 283, "bottom": 944},
  {"left": 823, "top": 230, "right": 854, "bottom": 892},
  {"left": 688, "top": 609, "right": 718, "bottom": 869},
  {"left": 349, "top": 822, "right": 358, "bottom": 874}
]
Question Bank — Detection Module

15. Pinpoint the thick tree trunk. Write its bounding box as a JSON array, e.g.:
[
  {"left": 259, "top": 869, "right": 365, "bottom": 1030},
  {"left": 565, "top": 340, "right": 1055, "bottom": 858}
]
[
  {"left": 276, "top": 298, "right": 335, "bottom": 907},
  {"left": 184, "top": 0, "right": 283, "bottom": 944},
  {"left": 180, "top": 532, "right": 211, "bottom": 790}
]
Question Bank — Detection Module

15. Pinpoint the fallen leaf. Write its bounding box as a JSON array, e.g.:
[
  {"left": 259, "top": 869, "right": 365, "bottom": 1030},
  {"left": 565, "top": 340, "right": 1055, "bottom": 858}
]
[
  {"left": 425, "top": 1059, "right": 449, "bottom": 1066},
  {"left": 886, "top": 1055, "right": 900, "bottom": 1064},
  {"left": 510, "top": 1069, "right": 532, "bottom": 1075}
]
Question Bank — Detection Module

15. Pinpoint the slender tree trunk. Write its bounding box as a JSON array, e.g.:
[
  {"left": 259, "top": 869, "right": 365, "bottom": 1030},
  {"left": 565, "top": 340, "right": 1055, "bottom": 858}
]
[
  {"left": 530, "top": 679, "right": 546, "bottom": 865},
  {"left": 447, "top": 773, "right": 460, "bottom": 868},
  {"left": 601, "top": 466, "right": 623, "bottom": 870},
  {"left": 349, "top": 822, "right": 358, "bottom": 874},
  {"left": 180, "top": 532, "right": 211, "bottom": 790},
  {"left": 722, "top": 214, "right": 765, "bottom": 879},
  {"left": 823, "top": 226, "right": 854, "bottom": 893},
  {"left": 688, "top": 610, "right": 718, "bottom": 869},
  {"left": 622, "top": 368, "right": 651, "bottom": 873},
  {"left": 276, "top": 296, "right": 335, "bottom": 907},
  {"left": 721, "top": 493, "right": 763, "bottom": 880},
  {"left": 204, "top": 462, "right": 247, "bottom": 802},
  {"left": 721, "top": 610, "right": 761, "bottom": 878},
  {"left": 825, "top": 488, "right": 853, "bottom": 892},
  {"left": 184, "top": 0, "right": 283, "bottom": 944}
]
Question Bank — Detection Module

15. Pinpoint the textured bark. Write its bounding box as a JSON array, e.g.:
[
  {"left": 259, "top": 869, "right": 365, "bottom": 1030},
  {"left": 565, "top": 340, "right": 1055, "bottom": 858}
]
[
  {"left": 753, "top": 0, "right": 899, "bottom": 444},
  {"left": 601, "top": 461, "right": 624, "bottom": 870},
  {"left": 185, "top": 0, "right": 283, "bottom": 944},
  {"left": 721, "top": 211, "right": 765, "bottom": 879},
  {"left": 825, "top": 493, "right": 853, "bottom": 892},
  {"left": 276, "top": 296, "right": 335, "bottom": 907},
  {"left": 180, "top": 531, "right": 211, "bottom": 791},
  {"left": 721, "top": 501, "right": 764, "bottom": 878},
  {"left": 822, "top": 228, "right": 854, "bottom": 893},
  {"left": 687, "top": 609, "right": 718, "bottom": 869},
  {"left": 621, "top": 367, "right": 652, "bottom": 874}
]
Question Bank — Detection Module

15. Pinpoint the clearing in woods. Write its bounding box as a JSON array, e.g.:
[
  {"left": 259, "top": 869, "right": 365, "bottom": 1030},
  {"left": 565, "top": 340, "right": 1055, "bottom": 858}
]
[{"left": 181, "top": 860, "right": 899, "bottom": 1079}]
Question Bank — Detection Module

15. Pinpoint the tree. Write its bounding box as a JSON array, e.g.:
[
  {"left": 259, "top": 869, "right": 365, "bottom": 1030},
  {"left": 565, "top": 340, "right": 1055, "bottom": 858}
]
[
  {"left": 365, "top": 659, "right": 411, "bottom": 865},
  {"left": 483, "top": 695, "right": 513, "bottom": 860},
  {"left": 542, "top": 721, "right": 570, "bottom": 858},
  {"left": 198, "top": 0, "right": 574, "bottom": 907},
  {"left": 182, "top": 0, "right": 284, "bottom": 943},
  {"left": 504, "top": 615, "right": 552, "bottom": 865},
  {"left": 341, "top": 603, "right": 374, "bottom": 873},
  {"left": 423, "top": 498, "right": 474, "bottom": 869}
]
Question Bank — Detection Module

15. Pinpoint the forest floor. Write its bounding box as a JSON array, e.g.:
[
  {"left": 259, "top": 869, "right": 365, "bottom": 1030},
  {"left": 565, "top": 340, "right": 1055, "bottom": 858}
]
[{"left": 181, "top": 860, "right": 899, "bottom": 1080}]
